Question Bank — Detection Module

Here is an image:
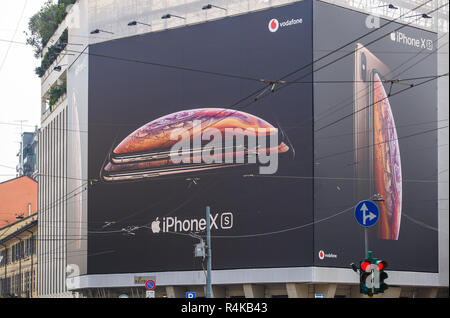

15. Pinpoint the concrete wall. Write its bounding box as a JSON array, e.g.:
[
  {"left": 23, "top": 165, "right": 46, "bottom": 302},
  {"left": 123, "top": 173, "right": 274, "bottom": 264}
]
[{"left": 37, "top": 103, "right": 68, "bottom": 297}]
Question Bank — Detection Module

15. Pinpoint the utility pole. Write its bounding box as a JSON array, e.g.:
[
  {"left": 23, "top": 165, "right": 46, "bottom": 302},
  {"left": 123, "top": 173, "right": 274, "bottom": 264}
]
[
  {"left": 191, "top": 206, "right": 212, "bottom": 298},
  {"left": 206, "top": 206, "right": 212, "bottom": 298}
]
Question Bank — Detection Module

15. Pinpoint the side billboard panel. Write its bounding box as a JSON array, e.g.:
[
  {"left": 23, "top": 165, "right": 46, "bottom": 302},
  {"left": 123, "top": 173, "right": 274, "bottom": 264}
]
[{"left": 313, "top": 1, "right": 438, "bottom": 272}]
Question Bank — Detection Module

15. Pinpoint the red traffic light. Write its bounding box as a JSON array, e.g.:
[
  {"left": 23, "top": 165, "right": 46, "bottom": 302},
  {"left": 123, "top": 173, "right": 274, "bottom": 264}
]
[
  {"left": 377, "top": 260, "right": 387, "bottom": 271},
  {"left": 361, "top": 261, "right": 371, "bottom": 272}
]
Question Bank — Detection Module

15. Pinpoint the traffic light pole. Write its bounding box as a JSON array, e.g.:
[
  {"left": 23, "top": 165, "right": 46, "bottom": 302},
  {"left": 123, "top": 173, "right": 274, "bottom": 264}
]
[
  {"left": 206, "top": 206, "right": 212, "bottom": 298},
  {"left": 364, "top": 228, "right": 369, "bottom": 257},
  {"left": 364, "top": 233, "right": 373, "bottom": 298},
  {"left": 365, "top": 194, "right": 383, "bottom": 258}
]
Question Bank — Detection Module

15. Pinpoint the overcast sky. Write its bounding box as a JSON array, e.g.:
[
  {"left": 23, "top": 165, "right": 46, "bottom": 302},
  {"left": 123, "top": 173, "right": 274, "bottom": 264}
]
[{"left": 0, "top": 0, "right": 49, "bottom": 182}]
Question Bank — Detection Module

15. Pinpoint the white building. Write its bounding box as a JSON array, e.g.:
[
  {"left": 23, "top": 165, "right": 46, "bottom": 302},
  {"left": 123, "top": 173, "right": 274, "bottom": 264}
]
[{"left": 37, "top": 0, "right": 448, "bottom": 298}]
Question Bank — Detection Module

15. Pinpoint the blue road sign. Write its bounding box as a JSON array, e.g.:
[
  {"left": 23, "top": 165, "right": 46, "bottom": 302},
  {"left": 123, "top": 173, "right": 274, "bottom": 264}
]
[
  {"left": 354, "top": 200, "right": 379, "bottom": 227},
  {"left": 186, "top": 292, "right": 196, "bottom": 298},
  {"left": 145, "top": 280, "right": 156, "bottom": 290}
]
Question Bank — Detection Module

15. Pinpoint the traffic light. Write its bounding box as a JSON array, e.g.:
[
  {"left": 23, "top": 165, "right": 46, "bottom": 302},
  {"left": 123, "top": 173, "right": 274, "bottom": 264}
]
[
  {"left": 351, "top": 252, "right": 389, "bottom": 297},
  {"left": 359, "top": 260, "right": 373, "bottom": 296},
  {"left": 375, "top": 260, "right": 388, "bottom": 293}
]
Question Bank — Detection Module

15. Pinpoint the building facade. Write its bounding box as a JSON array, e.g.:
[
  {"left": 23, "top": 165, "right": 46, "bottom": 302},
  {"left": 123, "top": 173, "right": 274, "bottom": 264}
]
[
  {"left": 0, "top": 215, "right": 38, "bottom": 298},
  {"left": 0, "top": 176, "right": 37, "bottom": 228},
  {"left": 37, "top": 0, "right": 448, "bottom": 298},
  {"left": 16, "top": 127, "right": 39, "bottom": 179}
]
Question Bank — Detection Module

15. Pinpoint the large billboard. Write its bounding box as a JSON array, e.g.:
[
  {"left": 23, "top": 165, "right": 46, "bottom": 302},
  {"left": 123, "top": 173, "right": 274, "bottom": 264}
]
[
  {"left": 313, "top": 1, "right": 438, "bottom": 272},
  {"left": 88, "top": 1, "right": 314, "bottom": 274},
  {"left": 86, "top": 0, "right": 438, "bottom": 276}
]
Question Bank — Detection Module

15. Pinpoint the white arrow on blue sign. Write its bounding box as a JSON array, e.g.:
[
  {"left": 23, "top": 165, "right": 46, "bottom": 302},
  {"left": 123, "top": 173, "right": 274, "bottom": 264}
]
[{"left": 354, "top": 200, "right": 379, "bottom": 227}]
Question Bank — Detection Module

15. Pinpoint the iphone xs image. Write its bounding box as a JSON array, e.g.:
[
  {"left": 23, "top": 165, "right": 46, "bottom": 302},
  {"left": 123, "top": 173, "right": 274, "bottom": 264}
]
[{"left": 354, "top": 44, "right": 402, "bottom": 240}]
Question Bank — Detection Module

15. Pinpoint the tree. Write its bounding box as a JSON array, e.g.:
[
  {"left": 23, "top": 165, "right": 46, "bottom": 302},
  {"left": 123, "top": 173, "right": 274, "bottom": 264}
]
[{"left": 25, "top": 0, "right": 76, "bottom": 58}]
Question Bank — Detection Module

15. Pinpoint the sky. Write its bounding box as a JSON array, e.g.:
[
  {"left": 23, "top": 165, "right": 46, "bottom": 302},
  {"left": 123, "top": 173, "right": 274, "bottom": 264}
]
[{"left": 0, "top": 0, "right": 49, "bottom": 182}]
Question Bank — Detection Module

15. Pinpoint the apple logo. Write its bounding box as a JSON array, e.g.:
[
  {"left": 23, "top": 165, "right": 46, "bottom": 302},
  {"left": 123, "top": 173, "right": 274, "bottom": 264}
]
[
  {"left": 151, "top": 218, "right": 161, "bottom": 233},
  {"left": 390, "top": 32, "right": 396, "bottom": 41}
]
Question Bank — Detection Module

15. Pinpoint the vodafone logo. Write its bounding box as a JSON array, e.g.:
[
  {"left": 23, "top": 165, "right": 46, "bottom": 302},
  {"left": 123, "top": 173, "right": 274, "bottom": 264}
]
[
  {"left": 268, "top": 17, "right": 303, "bottom": 33},
  {"left": 318, "top": 250, "right": 325, "bottom": 260},
  {"left": 318, "top": 250, "right": 337, "bottom": 260},
  {"left": 268, "top": 19, "right": 279, "bottom": 32}
]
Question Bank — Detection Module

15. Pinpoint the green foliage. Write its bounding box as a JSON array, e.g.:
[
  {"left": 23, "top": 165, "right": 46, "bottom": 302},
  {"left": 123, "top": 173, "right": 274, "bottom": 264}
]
[
  {"left": 25, "top": 0, "right": 76, "bottom": 58},
  {"left": 48, "top": 81, "right": 67, "bottom": 110},
  {"left": 34, "top": 29, "right": 68, "bottom": 77}
]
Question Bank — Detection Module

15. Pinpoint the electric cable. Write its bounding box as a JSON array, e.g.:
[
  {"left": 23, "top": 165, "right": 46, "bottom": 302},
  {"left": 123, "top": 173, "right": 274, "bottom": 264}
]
[
  {"left": 236, "top": 4, "right": 448, "bottom": 135},
  {"left": 0, "top": 17, "right": 444, "bottom": 137},
  {"left": 173, "top": 0, "right": 448, "bottom": 142},
  {"left": 16, "top": 0, "right": 441, "bottom": 139},
  {"left": 316, "top": 124, "right": 448, "bottom": 160},
  {"left": 0, "top": 0, "right": 28, "bottom": 74},
  {"left": 311, "top": 37, "right": 448, "bottom": 130},
  {"left": 156, "top": 203, "right": 355, "bottom": 239},
  {"left": 2, "top": 1, "right": 446, "bottom": 243},
  {"left": 315, "top": 72, "right": 448, "bottom": 132}
]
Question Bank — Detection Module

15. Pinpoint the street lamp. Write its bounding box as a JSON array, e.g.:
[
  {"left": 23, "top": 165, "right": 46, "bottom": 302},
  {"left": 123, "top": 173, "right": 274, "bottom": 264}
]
[
  {"left": 371, "top": 3, "right": 398, "bottom": 9},
  {"left": 405, "top": 13, "right": 432, "bottom": 19},
  {"left": 49, "top": 53, "right": 74, "bottom": 59},
  {"left": 161, "top": 13, "right": 185, "bottom": 20},
  {"left": 127, "top": 20, "right": 151, "bottom": 27},
  {"left": 378, "top": 4, "right": 398, "bottom": 9},
  {"left": 202, "top": 4, "right": 227, "bottom": 11},
  {"left": 90, "top": 28, "right": 114, "bottom": 34},
  {"left": 53, "top": 65, "right": 67, "bottom": 71},
  {"left": 57, "top": 42, "right": 83, "bottom": 47}
]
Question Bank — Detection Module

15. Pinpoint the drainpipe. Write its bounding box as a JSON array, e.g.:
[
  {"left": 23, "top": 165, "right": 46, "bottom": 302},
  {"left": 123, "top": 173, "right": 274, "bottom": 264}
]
[
  {"left": 25, "top": 229, "right": 34, "bottom": 298},
  {"left": 16, "top": 237, "right": 23, "bottom": 298},
  {"left": 0, "top": 243, "right": 7, "bottom": 296}
]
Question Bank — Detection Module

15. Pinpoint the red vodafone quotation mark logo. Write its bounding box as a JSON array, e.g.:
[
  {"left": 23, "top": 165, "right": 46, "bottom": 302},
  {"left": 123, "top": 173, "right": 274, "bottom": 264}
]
[
  {"left": 268, "top": 18, "right": 279, "bottom": 32},
  {"left": 318, "top": 250, "right": 325, "bottom": 260}
]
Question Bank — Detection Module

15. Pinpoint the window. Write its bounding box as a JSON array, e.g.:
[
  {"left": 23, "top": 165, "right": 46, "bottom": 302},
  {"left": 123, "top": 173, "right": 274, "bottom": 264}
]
[
  {"left": 25, "top": 239, "right": 29, "bottom": 257},
  {"left": 0, "top": 277, "right": 11, "bottom": 295},
  {"left": 14, "top": 274, "right": 22, "bottom": 296},
  {"left": 11, "top": 241, "right": 25, "bottom": 262},
  {"left": 0, "top": 249, "right": 7, "bottom": 266},
  {"left": 24, "top": 271, "right": 32, "bottom": 296},
  {"left": 25, "top": 235, "right": 36, "bottom": 256}
]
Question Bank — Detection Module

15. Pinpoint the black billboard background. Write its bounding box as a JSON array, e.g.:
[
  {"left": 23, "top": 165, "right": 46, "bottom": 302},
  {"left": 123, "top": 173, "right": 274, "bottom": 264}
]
[
  {"left": 313, "top": 1, "right": 438, "bottom": 272},
  {"left": 88, "top": 1, "right": 314, "bottom": 274},
  {"left": 88, "top": 0, "right": 439, "bottom": 275}
]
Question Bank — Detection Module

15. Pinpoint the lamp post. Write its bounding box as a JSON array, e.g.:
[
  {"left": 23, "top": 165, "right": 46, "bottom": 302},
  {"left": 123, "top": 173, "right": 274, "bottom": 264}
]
[
  {"left": 161, "top": 14, "right": 186, "bottom": 20},
  {"left": 202, "top": 4, "right": 227, "bottom": 11},
  {"left": 90, "top": 29, "right": 114, "bottom": 34},
  {"left": 53, "top": 65, "right": 67, "bottom": 72},
  {"left": 127, "top": 21, "right": 152, "bottom": 27},
  {"left": 374, "top": 4, "right": 398, "bottom": 9},
  {"left": 405, "top": 13, "right": 432, "bottom": 19}
]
